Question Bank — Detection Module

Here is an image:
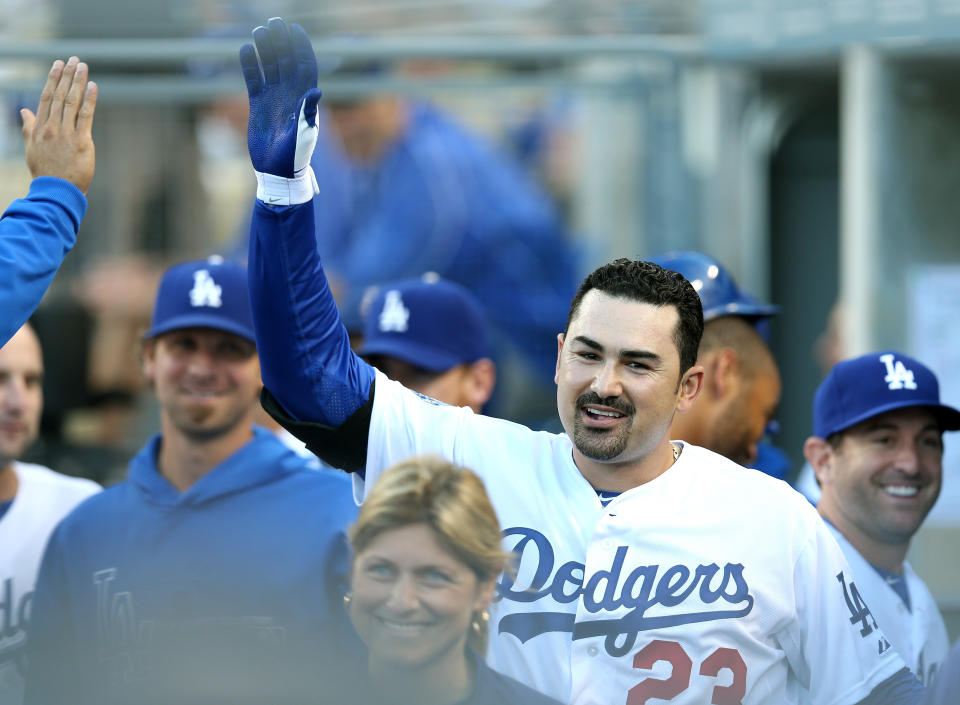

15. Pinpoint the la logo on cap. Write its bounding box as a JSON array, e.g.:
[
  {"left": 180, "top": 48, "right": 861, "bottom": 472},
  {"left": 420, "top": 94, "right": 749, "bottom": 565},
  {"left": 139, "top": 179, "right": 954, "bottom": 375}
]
[
  {"left": 379, "top": 290, "right": 409, "bottom": 333},
  {"left": 879, "top": 353, "right": 917, "bottom": 391},
  {"left": 189, "top": 269, "right": 223, "bottom": 309}
]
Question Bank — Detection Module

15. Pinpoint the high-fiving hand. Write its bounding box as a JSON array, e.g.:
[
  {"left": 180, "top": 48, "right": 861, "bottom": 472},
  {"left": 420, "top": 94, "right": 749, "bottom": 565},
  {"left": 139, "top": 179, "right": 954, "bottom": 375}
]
[
  {"left": 21, "top": 57, "right": 98, "bottom": 194},
  {"left": 239, "top": 17, "right": 322, "bottom": 205}
]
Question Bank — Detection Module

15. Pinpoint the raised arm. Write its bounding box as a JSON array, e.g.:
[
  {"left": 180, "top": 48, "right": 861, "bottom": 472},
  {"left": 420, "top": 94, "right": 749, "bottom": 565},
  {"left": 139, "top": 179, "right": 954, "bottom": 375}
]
[
  {"left": 0, "top": 58, "right": 97, "bottom": 347},
  {"left": 240, "top": 18, "right": 375, "bottom": 454}
]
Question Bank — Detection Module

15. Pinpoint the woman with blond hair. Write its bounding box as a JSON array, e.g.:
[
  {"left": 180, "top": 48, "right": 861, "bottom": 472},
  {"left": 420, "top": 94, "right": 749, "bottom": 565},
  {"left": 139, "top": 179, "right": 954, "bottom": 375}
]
[{"left": 344, "top": 455, "right": 561, "bottom": 705}]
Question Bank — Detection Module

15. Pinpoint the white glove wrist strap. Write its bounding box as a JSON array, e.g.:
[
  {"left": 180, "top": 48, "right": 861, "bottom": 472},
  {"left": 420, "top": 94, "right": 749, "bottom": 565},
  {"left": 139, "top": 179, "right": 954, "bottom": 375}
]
[{"left": 255, "top": 166, "right": 319, "bottom": 206}]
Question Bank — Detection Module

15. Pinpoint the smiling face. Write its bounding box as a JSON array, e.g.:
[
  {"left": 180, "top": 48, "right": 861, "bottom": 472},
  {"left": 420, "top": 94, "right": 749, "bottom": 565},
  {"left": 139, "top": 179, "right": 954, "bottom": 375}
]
[
  {"left": 817, "top": 407, "right": 943, "bottom": 546},
  {"left": 142, "top": 328, "right": 261, "bottom": 442},
  {"left": 556, "top": 290, "right": 701, "bottom": 476},
  {"left": 0, "top": 325, "right": 43, "bottom": 468},
  {"left": 348, "top": 522, "right": 495, "bottom": 676}
]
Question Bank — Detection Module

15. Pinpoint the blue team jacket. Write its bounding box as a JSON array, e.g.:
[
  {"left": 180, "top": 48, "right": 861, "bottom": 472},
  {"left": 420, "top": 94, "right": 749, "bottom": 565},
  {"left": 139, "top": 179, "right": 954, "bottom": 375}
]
[
  {"left": 24, "top": 427, "right": 360, "bottom": 705},
  {"left": 293, "top": 102, "right": 576, "bottom": 386}
]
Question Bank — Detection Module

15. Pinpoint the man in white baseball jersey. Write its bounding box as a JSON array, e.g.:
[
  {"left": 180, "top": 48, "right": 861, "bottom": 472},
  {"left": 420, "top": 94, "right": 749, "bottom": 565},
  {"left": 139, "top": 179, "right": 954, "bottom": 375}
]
[
  {"left": 804, "top": 351, "right": 958, "bottom": 686},
  {"left": 0, "top": 323, "right": 100, "bottom": 704},
  {"left": 241, "top": 18, "right": 923, "bottom": 705}
]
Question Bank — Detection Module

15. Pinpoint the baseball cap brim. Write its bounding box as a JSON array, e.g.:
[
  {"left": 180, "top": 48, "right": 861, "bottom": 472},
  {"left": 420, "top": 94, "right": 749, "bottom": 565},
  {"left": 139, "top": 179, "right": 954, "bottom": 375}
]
[
  {"left": 144, "top": 314, "right": 256, "bottom": 344},
  {"left": 824, "top": 399, "right": 960, "bottom": 437},
  {"left": 359, "top": 337, "right": 465, "bottom": 373}
]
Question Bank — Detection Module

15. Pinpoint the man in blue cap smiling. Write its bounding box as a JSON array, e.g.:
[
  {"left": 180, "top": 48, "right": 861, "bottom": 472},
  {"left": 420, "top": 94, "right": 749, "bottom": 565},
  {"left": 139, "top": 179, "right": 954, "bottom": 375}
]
[
  {"left": 804, "top": 351, "right": 960, "bottom": 686},
  {"left": 25, "top": 257, "right": 358, "bottom": 705}
]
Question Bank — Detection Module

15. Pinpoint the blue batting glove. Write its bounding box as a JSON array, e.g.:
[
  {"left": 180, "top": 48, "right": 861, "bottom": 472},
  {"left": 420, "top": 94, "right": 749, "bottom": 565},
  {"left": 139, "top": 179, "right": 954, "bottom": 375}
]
[{"left": 239, "top": 17, "right": 322, "bottom": 205}]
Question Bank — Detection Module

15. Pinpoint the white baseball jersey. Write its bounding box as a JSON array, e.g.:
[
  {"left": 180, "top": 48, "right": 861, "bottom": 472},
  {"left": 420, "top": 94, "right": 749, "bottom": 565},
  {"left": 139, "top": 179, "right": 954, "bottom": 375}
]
[
  {"left": 359, "top": 373, "right": 906, "bottom": 705},
  {"left": 826, "top": 524, "right": 949, "bottom": 685},
  {"left": 0, "top": 462, "right": 99, "bottom": 705}
]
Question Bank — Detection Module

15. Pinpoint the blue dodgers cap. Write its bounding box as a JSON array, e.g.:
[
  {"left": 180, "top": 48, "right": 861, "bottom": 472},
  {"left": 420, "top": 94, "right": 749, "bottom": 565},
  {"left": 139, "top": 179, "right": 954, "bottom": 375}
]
[
  {"left": 358, "top": 275, "right": 489, "bottom": 373},
  {"left": 145, "top": 257, "right": 255, "bottom": 343},
  {"left": 813, "top": 351, "right": 960, "bottom": 438},
  {"left": 649, "top": 251, "right": 779, "bottom": 322}
]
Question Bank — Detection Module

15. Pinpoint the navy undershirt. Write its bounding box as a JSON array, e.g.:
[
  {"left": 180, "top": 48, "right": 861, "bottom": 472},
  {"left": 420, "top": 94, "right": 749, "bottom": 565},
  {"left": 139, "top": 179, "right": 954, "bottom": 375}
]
[
  {"left": 0, "top": 499, "right": 12, "bottom": 522},
  {"left": 596, "top": 489, "right": 621, "bottom": 508},
  {"left": 871, "top": 563, "right": 912, "bottom": 612}
]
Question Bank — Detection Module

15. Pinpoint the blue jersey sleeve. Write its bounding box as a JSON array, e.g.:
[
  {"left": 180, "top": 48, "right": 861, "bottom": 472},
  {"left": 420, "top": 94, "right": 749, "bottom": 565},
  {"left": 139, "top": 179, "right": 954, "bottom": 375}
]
[
  {"left": 855, "top": 667, "right": 926, "bottom": 705},
  {"left": 247, "top": 198, "right": 375, "bottom": 427},
  {"left": 0, "top": 177, "right": 86, "bottom": 347}
]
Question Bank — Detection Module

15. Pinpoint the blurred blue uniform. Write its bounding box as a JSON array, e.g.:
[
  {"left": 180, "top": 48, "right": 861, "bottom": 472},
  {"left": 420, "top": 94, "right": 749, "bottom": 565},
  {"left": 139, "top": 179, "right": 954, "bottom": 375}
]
[
  {"left": 25, "top": 427, "right": 360, "bottom": 705},
  {"left": 309, "top": 102, "right": 577, "bottom": 387},
  {"left": 0, "top": 177, "right": 86, "bottom": 347},
  {"left": 925, "top": 639, "right": 960, "bottom": 705}
]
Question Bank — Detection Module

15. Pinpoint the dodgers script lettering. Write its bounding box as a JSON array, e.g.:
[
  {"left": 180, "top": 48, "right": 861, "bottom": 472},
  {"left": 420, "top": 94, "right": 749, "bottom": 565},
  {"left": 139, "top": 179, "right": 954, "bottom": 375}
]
[{"left": 496, "top": 528, "right": 754, "bottom": 657}]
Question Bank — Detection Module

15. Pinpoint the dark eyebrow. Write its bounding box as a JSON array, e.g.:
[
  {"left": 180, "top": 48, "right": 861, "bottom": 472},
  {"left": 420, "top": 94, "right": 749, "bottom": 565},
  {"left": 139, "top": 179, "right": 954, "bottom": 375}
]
[
  {"left": 572, "top": 335, "right": 603, "bottom": 351},
  {"left": 621, "top": 349, "right": 661, "bottom": 363},
  {"left": 572, "top": 336, "right": 661, "bottom": 363},
  {"left": 860, "top": 419, "right": 942, "bottom": 434},
  {"left": 860, "top": 421, "right": 897, "bottom": 433}
]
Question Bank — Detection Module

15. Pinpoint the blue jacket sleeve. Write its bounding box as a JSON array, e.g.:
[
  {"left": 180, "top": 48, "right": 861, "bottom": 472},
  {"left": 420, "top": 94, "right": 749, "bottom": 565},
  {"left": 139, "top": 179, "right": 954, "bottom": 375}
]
[
  {"left": 0, "top": 177, "right": 86, "bottom": 347},
  {"left": 856, "top": 667, "right": 926, "bottom": 705},
  {"left": 247, "top": 198, "right": 375, "bottom": 426}
]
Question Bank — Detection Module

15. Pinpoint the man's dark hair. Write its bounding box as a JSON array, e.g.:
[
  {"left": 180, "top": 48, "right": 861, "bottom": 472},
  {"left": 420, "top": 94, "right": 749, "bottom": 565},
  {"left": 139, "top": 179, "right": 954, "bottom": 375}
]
[{"left": 565, "top": 258, "right": 704, "bottom": 376}]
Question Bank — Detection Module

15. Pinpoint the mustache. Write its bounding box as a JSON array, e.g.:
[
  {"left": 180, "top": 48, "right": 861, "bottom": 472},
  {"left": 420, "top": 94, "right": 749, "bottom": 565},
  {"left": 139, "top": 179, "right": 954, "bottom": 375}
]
[{"left": 576, "top": 392, "right": 635, "bottom": 417}]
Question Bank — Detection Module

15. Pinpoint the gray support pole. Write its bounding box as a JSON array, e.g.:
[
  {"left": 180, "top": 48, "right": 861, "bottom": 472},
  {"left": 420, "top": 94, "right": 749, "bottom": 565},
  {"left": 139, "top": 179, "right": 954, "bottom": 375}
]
[{"left": 841, "top": 44, "right": 888, "bottom": 356}]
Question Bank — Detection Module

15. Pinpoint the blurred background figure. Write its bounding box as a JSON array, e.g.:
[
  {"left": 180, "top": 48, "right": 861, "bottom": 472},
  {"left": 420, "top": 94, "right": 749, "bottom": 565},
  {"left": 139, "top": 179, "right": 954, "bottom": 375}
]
[
  {"left": 345, "top": 454, "right": 561, "bottom": 705},
  {"left": 358, "top": 275, "right": 496, "bottom": 414},
  {"left": 804, "top": 351, "right": 959, "bottom": 685},
  {"left": 925, "top": 639, "right": 960, "bottom": 704},
  {"left": 297, "top": 64, "right": 578, "bottom": 424},
  {"left": 25, "top": 258, "right": 359, "bottom": 705},
  {"left": 0, "top": 323, "right": 99, "bottom": 705},
  {"left": 795, "top": 300, "right": 849, "bottom": 503},
  {"left": 650, "top": 251, "right": 786, "bottom": 474}
]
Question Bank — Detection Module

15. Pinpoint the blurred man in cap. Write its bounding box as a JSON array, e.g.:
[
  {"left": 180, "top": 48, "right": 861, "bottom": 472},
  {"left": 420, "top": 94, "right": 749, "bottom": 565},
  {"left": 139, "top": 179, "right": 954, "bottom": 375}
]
[
  {"left": 804, "top": 351, "right": 959, "bottom": 685},
  {"left": 25, "top": 257, "right": 358, "bottom": 705},
  {"left": 358, "top": 274, "right": 496, "bottom": 414},
  {"left": 651, "top": 251, "right": 782, "bottom": 468}
]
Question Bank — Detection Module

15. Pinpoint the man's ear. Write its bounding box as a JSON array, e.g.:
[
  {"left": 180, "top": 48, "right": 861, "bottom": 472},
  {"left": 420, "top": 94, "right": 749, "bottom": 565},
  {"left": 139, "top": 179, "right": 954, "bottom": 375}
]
[
  {"left": 710, "top": 348, "right": 740, "bottom": 400},
  {"left": 676, "top": 364, "right": 705, "bottom": 413},
  {"left": 465, "top": 358, "right": 496, "bottom": 411},
  {"left": 554, "top": 333, "right": 564, "bottom": 385},
  {"left": 141, "top": 339, "right": 156, "bottom": 383},
  {"left": 804, "top": 436, "right": 834, "bottom": 487}
]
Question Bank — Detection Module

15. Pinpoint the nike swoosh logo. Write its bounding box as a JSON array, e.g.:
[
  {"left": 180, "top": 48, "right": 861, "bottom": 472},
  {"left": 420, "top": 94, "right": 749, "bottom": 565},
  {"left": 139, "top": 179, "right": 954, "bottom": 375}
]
[{"left": 266, "top": 196, "right": 284, "bottom": 204}]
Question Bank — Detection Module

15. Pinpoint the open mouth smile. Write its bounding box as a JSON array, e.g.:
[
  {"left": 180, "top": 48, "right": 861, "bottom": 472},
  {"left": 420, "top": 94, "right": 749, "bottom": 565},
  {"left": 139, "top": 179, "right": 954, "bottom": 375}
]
[
  {"left": 581, "top": 405, "right": 627, "bottom": 426},
  {"left": 882, "top": 485, "right": 920, "bottom": 498},
  {"left": 374, "top": 616, "right": 431, "bottom": 636}
]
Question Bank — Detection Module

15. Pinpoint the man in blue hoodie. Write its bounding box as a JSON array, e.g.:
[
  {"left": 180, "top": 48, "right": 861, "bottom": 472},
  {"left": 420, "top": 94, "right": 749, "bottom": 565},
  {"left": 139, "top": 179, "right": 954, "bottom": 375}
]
[{"left": 24, "top": 257, "right": 359, "bottom": 705}]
